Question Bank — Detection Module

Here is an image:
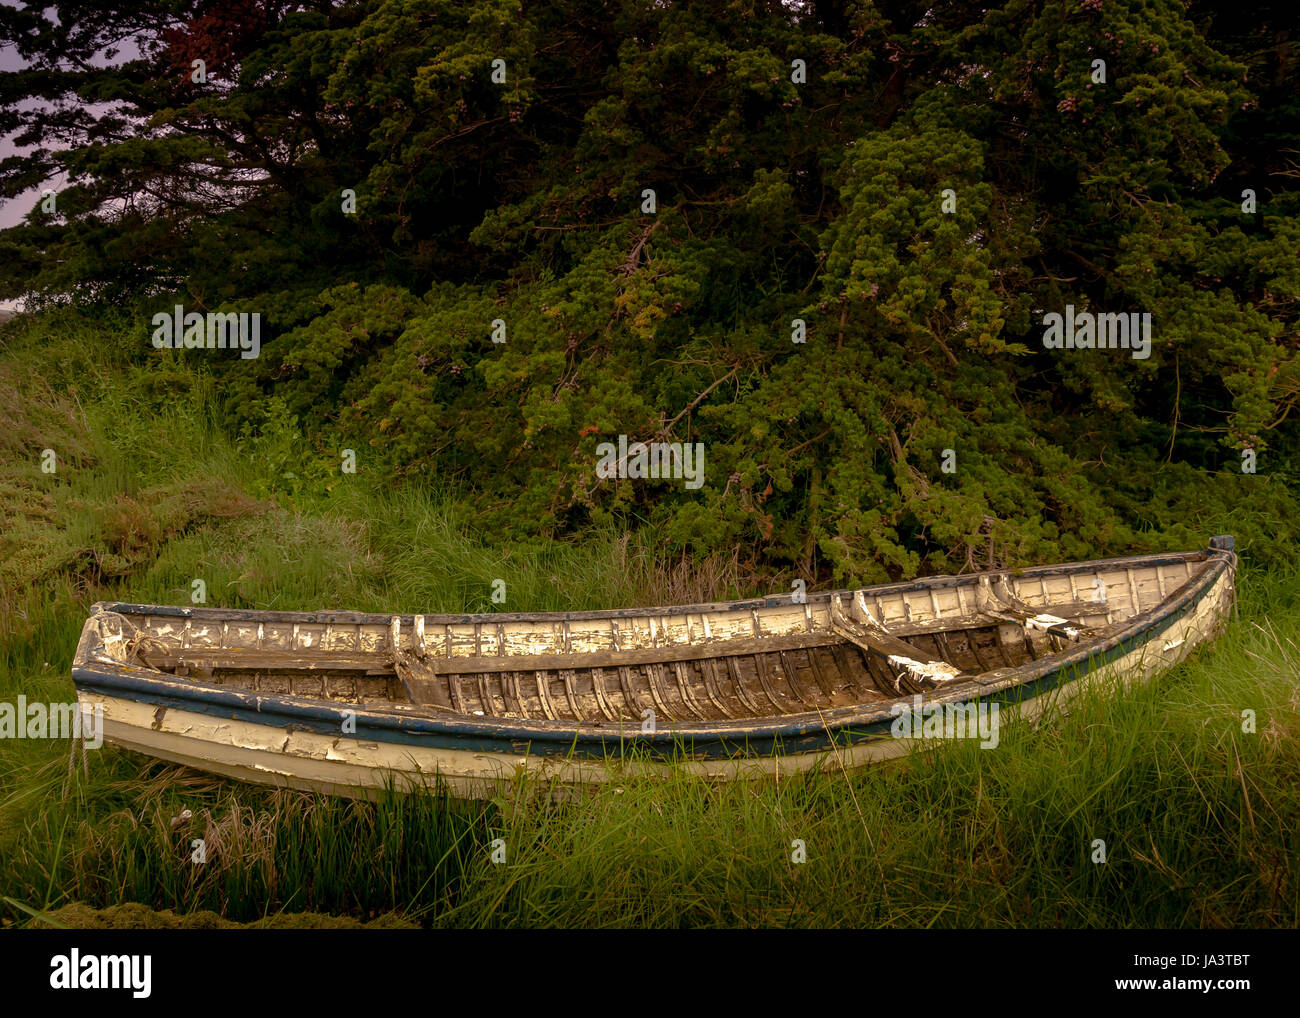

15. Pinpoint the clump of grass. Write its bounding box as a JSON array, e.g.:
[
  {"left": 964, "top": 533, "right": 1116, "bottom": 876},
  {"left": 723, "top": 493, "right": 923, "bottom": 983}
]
[{"left": 4, "top": 766, "right": 493, "bottom": 925}]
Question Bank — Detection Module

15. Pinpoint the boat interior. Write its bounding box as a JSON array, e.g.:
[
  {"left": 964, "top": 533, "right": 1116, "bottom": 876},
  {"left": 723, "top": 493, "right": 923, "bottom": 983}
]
[{"left": 87, "top": 553, "right": 1213, "bottom": 724}]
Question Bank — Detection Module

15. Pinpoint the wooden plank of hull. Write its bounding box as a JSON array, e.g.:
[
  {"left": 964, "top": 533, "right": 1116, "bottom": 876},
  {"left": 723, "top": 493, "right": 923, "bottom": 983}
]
[
  {"left": 137, "top": 650, "right": 393, "bottom": 675},
  {"left": 392, "top": 640, "right": 888, "bottom": 717},
  {"left": 829, "top": 592, "right": 970, "bottom": 691},
  {"left": 71, "top": 555, "right": 1235, "bottom": 800},
  {"left": 400, "top": 629, "right": 843, "bottom": 677},
  {"left": 977, "top": 576, "right": 1096, "bottom": 645}
]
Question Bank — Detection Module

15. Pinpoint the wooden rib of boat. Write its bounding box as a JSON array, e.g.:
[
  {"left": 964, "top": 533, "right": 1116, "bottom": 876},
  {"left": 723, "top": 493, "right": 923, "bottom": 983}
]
[{"left": 71, "top": 537, "right": 1238, "bottom": 799}]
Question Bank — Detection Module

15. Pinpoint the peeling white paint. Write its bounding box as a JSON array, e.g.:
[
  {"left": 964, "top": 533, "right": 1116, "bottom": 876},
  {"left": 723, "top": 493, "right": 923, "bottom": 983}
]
[
  {"left": 886, "top": 654, "right": 962, "bottom": 683},
  {"left": 1023, "top": 613, "right": 1080, "bottom": 637}
]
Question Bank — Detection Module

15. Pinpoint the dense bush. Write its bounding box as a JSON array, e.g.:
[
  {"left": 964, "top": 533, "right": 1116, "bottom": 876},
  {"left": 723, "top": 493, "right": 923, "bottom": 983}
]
[{"left": 2, "top": 1, "right": 1297, "bottom": 580}]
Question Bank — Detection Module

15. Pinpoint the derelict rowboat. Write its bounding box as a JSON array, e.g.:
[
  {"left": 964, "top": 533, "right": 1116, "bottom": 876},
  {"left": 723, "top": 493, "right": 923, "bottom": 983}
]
[{"left": 71, "top": 538, "right": 1237, "bottom": 798}]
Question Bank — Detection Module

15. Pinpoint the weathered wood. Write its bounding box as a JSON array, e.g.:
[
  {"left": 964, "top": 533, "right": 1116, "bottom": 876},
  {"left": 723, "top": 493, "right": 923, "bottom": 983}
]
[
  {"left": 70, "top": 541, "right": 1238, "bottom": 802},
  {"left": 414, "top": 630, "right": 843, "bottom": 676},
  {"left": 1017, "top": 597, "right": 1108, "bottom": 619},
  {"left": 392, "top": 654, "right": 454, "bottom": 709},
  {"left": 140, "top": 650, "right": 391, "bottom": 675},
  {"left": 829, "top": 593, "right": 970, "bottom": 690},
  {"left": 83, "top": 543, "right": 1234, "bottom": 729},
  {"left": 979, "top": 577, "right": 1094, "bottom": 643}
]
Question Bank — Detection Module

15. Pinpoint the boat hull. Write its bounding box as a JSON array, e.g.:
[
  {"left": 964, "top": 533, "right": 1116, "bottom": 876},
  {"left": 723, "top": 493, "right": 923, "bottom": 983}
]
[{"left": 72, "top": 545, "right": 1237, "bottom": 799}]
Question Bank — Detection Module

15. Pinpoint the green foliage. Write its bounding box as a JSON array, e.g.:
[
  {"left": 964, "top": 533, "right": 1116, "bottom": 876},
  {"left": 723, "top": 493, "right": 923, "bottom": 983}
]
[
  {"left": 2, "top": 0, "right": 1297, "bottom": 579},
  {"left": 236, "top": 396, "right": 342, "bottom": 503}
]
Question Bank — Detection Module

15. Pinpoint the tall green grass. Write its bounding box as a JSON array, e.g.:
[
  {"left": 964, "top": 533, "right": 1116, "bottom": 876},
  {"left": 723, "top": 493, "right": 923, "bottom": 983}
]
[{"left": 1, "top": 310, "right": 1297, "bottom": 928}]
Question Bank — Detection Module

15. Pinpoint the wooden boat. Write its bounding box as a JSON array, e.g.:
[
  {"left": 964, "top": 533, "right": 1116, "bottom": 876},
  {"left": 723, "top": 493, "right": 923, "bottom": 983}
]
[{"left": 71, "top": 538, "right": 1238, "bottom": 798}]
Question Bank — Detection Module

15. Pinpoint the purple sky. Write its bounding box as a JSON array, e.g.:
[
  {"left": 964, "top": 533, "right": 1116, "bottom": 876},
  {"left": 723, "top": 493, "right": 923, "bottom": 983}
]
[
  {"left": 0, "top": 36, "right": 50, "bottom": 230},
  {"left": 1, "top": 7, "right": 148, "bottom": 228},
  {"left": 0, "top": 6, "right": 147, "bottom": 307}
]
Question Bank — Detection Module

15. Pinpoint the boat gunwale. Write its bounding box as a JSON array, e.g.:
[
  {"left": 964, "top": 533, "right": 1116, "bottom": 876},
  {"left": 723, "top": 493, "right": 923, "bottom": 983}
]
[{"left": 72, "top": 546, "right": 1237, "bottom": 750}]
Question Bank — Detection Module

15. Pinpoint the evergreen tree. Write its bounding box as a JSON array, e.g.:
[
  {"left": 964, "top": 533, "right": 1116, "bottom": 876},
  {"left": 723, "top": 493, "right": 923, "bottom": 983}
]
[{"left": 2, "top": 0, "right": 1295, "bottom": 579}]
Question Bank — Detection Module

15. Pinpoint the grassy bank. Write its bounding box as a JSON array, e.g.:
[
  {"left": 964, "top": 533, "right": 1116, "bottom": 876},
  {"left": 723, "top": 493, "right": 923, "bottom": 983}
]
[{"left": 1, "top": 311, "right": 1297, "bottom": 928}]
